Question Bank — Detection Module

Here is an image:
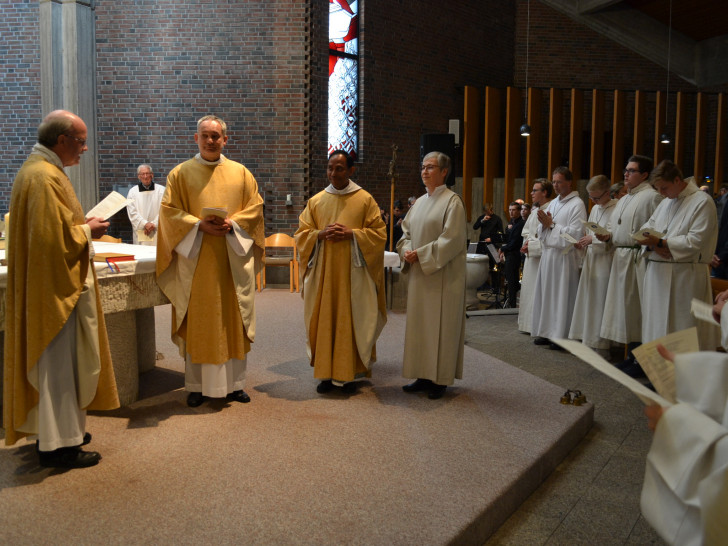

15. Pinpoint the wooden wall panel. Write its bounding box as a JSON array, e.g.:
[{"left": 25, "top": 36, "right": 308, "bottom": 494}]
[
  {"left": 611, "top": 90, "right": 625, "bottom": 183},
  {"left": 462, "top": 85, "right": 480, "bottom": 221},
  {"left": 548, "top": 88, "right": 563, "bottom": 178},
  {"left": 675, "top": 91, "right": 688, "bottom": 169},
  {"left": 569, "top": 89, "right": 583, "bottom": 182},
  {"left": 525, "top": 87, "right": 542, "bottom": 187},
  {"left": 504, "top": 86, "right": 521, "bottom": 212},
  {"left": 695, "top": 92, "right": 707, "bottom": 182},
  {"left": 716, "top": 93, "right": 726, "bottom": 190},
  {"left": 633, "top": 90, "right": 646, "bottom": 155},
  {"left": 483, "top": 86, "right": 501, "bottom": 209},
  {"left": 590, "top": 89, "right": 605, "bottom": 178}
]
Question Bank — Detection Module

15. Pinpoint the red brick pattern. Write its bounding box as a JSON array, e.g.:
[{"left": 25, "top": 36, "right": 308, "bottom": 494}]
[{"left": 2, "top": 0, "right": 728, "bottom": 240}]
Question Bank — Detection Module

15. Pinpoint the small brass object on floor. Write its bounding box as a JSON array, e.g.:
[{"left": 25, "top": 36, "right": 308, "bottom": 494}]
[{"left": 559, "top": 389, "right": 587, "bottom": 406}]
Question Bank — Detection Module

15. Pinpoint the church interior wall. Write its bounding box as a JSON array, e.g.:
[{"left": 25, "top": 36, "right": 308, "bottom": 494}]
[{"left": 1, "top": 1, "right": 727, "bottom": 240}]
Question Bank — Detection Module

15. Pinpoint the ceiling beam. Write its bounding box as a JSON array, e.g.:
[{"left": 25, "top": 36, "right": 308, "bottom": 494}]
[
  {"left": 539, "top": 0, "right": 728, "bottom": 87},
  {"left": 576, "top": 0, "right": 621, "bottom": 15}
]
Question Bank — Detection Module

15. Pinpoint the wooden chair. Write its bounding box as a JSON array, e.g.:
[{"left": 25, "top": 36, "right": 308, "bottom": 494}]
[
  {"left": 257, "top": 233, "right": 299, "bottom": 292},
  {"left": 711, "top": 277, "right": 728, "bottom": 300}
]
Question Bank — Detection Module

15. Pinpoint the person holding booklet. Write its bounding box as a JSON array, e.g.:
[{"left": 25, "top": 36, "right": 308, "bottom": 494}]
[
  {"left": 568, "top": 175, "right": 617, "bottom": 355},
  {"left": 4, "top": 110, "right": 119, "bottom": 468},
  {"left": 156, "top": 115, "right": 264, "bottom": 407},
  {"left": 126, "top": 164, "right": 165, "bottom": 245},
  {"left": 640, "top": 326, "right": 728, "bottom": 545},
  {"left": 596, "top": 156, "right": 662, "bottom": 368},
  {"left": 636, "top": 160, "right": 719, "bottom": 351}
]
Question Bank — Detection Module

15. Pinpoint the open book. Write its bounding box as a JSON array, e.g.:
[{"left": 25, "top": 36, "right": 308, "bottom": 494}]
[
  {"left": 552, "top": 338, "right": 672, "bottom": 407},
  {"left": 552, "top": 327, "right": 702, "bottom": 407},
  {"left": 86, "top": 191, "right": 130, "bottom": 220}
]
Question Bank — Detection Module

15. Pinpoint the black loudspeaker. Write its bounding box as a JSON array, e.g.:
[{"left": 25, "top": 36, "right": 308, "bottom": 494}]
[{"left": 420, "top": 133, "right": 456, "bottom": 186}]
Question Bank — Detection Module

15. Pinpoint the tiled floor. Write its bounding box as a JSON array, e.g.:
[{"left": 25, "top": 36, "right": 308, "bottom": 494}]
[{"left": 463, "top": 311, "right": 666, "bottom": 545}]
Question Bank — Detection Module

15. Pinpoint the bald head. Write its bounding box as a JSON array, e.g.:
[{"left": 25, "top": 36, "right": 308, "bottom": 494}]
[{"left": 38, "top": 110, "right": 88, "bottom": 167}]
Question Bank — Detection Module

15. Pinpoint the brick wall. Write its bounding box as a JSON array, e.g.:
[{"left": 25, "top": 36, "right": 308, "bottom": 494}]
[
  {"left": 94, "top": 0, "right": 311, "bottom": 241},
  {"left": 351, "top": 0, "right": 516, "bottom": 209},
  {"left": 0, "top": 0, "right": 41, "bottom": 213},
  {"left": 2, "top": 0, "right": 727, "bottom": 231}
]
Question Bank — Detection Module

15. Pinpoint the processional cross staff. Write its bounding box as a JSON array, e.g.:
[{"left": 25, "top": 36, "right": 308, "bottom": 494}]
[{"left": 387, "top": 144, "right": 399, "bottom": 252}]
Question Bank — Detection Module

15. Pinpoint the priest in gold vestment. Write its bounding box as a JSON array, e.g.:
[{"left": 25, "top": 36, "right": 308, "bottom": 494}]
[
  {"left": 295, "top": 150, "right": 387, "bottom": 394},
  {"left": 4, "top": 110, "right": 119, "bottom": 469},
  {"left": 156, "top": 115, "right": 264, "bottom": 407}
]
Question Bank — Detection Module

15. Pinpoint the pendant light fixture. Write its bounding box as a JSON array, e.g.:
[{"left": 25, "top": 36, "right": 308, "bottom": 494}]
[
  {"left": 659, "top": 0, "right": 673, "bottom": 145},
  {"left": 520, "top": 0, "right": 532, "bottom": 137}
]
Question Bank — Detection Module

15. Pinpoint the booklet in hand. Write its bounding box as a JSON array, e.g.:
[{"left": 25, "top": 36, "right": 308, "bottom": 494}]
[
  {"left": 631, "top": 227, "right": 665, "bottom": 243},
  {"left": 86, "top": 191, "right": 131, "bottom": 220},
  {"left": 200, "top": 207, "right": 228, "bottom": 220}
]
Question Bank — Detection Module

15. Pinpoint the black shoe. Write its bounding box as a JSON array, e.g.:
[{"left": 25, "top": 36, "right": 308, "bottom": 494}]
[
  {"left": 187, "top": 392, "right": 206, "bottom": 407},
  {"left": 548, "top": 342, "right": 565, "bottom": 351},
  {"left": 341, "top": 382, "right": 357, "bottom": 394},
  {"left": 316, "top": 380, "right": 334, "bottom": 394},
  {"left": 402, "top": 378, "right": 433, "bottom": 393},
  {"left": 616, "top": 358, "right": 647, "bottom": 379},
  {"left": 228, "top": 390, "right": 250, "bottom": 403},
  {"left": 36, "top": 432, "right": 91, "bottom": 453},
  {"left": 39, "top": 447, "right": 101, "bottom": 469},
  {"left": 533, "top": 337, "right": 551, "bottom": 346},
  {"left": 428, "top": 384, "right": 447, "bottom": 400}
]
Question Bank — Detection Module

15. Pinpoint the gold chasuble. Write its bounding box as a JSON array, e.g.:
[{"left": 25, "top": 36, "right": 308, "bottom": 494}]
[
  {"left": 295, "top": 184, "right": 387, "bottom": 383},
  {"left": 4, "top": 153, "right": 119, "bottom": 446},
  {"left": 156, "top": 157, "right": 264, "bottom": 365}
]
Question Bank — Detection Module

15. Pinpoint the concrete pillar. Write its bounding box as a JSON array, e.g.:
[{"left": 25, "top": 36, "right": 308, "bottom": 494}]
[{"left": 39, "top": 0, "right": 98, "bottom": 212}]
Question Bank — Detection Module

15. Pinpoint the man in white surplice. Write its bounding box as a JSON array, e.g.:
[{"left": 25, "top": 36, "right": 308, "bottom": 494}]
[
  {"left": 635, "top": 160, "right": 719, "bottom": 351},
  {"left": 530, "top": 167, "right": 586, "bottom": 349},
  {"left": 640, "top": 290, "right": 728, "bottom": 545},
  {"left": 126, "top": 164, "right": 165, "bottom": 245},
  {"left": 597, "top": 155, "right": 662, "bottom": 349},
  {"left": 517, "top": 178, "right": 553, "bottom": 333}
]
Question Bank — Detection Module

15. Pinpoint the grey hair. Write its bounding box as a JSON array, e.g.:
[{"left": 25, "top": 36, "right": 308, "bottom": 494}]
[
  {"left": 37, "top": 112, "right": 75, "bottom": 148},
  {"left": 197, "top": 115, "right": 227, "bottom": 137},
  {"left": 137, "top": 164, "right": 153, "bottom": 175},
  {"left": 423, "top": 151, "right": 451, "bottom": 173}
]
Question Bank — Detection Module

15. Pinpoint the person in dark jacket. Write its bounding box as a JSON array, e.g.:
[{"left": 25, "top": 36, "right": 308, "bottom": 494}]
[{"left": 499, "top": 202, "right": 525, "bottom": 308}]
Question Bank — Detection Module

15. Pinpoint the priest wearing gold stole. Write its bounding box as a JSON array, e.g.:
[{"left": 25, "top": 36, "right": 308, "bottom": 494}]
[
  {"left": 295, "top": 150, "right": 387, "bottom": 394},
  {"left": 156, "top": 115, "right": 264, "bottom": 407},
  {"left": 4, "top": 110, "right": 119, "bottom": 468}
]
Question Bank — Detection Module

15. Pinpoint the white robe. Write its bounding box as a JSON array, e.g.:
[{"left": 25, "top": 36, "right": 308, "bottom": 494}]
[
  {"left": 398, "top": 185, "right": 467, "bottom": 385},
  {"left": 568, "top": 199, "right": 617, "bottom": 349},
  {"left": 517, "top": 199, "right": 551, "bottom": 333},
  {"left": 640, "top": 182, "right": 719, "bottom": 350},
  {"left": 600, "top": 182, "right": 663, "bottom": 344},
  {"left": 127, "top": 184, "right": 166, "bottom": 245},
  {"left": 641, "top": 351, "right": 728, "bottom": 546},
  {"left": 531, "top": 191, "right": 587, "bottom": 340}
]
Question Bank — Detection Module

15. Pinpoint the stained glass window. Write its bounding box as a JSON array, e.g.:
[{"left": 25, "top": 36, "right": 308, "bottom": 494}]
[{"left": 329, "top": 0, "right": 358, "bottom": 159}]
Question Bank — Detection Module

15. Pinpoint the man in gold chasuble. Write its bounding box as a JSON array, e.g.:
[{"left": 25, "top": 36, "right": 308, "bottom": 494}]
[
  {"left": 4, "top": 110, "right": 119, "bottom": 469},
  {"left": 296, "top": 150, "right": 387, "bottom": 394},
  {"left": 157, "top": 115, "right": 264, "bottom": 407}
]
